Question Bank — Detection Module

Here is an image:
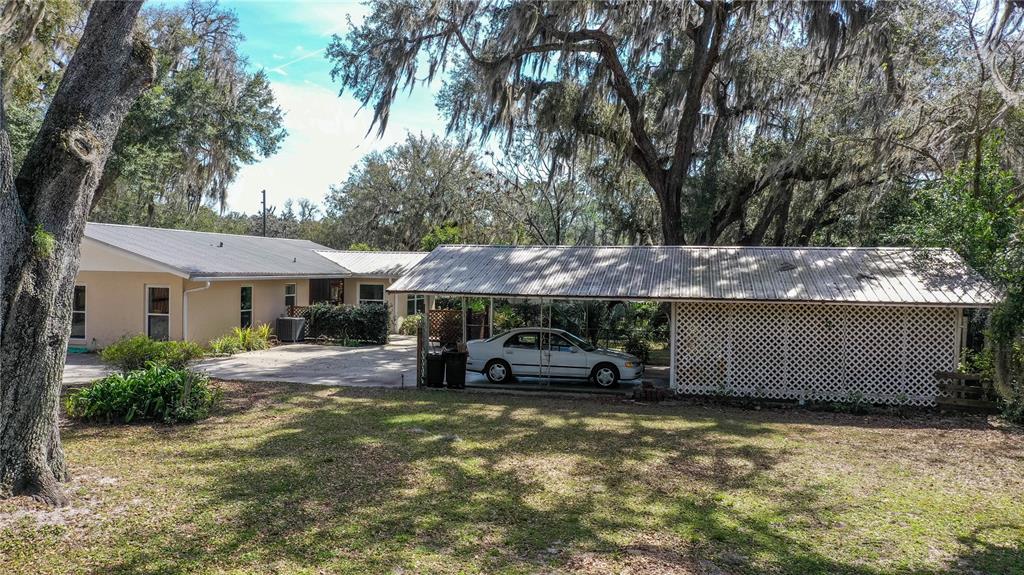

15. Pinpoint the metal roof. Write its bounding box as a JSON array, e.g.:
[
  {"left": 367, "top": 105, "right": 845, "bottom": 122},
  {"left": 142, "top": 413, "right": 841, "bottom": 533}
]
[
  {"left": 388, "top": 245, "right": 1001, "bottom": 307},
  {"left": 84, "top": 223, "right": 349, "bottom": 280},
  {"left": 314, "top": 250, "right": 428, "bottom": 277}
]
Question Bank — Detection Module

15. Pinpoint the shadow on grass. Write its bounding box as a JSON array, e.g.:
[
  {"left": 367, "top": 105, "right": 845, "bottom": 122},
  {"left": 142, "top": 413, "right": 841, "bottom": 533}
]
[{"left": 83, "top": 385, "right": 1022, "bottom": 575}]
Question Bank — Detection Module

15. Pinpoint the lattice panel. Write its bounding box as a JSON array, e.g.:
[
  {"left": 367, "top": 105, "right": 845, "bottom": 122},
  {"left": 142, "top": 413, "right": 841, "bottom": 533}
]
[
  {"left": 672, "top": 302, "right": 960, "bottom": 406},
  {"left": 428, "top": 309, "right": 462, "bottom": 343}
]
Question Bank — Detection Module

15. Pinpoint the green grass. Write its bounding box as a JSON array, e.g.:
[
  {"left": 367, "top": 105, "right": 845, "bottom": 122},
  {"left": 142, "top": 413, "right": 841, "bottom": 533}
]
[{"left": 2, "top": 382, "right": 1023, "bottom": 574}]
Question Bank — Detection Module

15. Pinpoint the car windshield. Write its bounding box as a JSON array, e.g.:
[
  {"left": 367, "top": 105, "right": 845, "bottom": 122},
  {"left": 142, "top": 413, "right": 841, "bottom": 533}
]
[{"left": 560, "top": 331, "right": 596, "bottom": 352}]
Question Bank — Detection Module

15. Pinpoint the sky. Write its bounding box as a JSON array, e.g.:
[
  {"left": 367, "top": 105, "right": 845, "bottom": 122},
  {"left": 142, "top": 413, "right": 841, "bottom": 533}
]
[{"left": 218, "top": 1, "right": 447, "bottom": 215}]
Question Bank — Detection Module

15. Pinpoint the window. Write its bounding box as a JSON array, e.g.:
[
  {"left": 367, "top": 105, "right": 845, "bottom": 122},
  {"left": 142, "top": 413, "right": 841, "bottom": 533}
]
[
  {"left": 561, "top": 331, "right": 597, "bottom": 352},
  {"left": 543, "top": 333, "right": 576, "bottom": 353},
  {"left": 240, "top": 286, "right": 253, "bottom": 328},
  {"left": 284, "top": 284, "right": 296, "bottom": 308},
  {"left": 358, "top": 284, "right": 385, "bottom": 306},
  {"left": 503, "top": 332, "right": 539, "bottom": 350},
  {"left": 147, "top": 286, "right": 170, "bottom": 341},
  {"left": 406, "top": 294, "right": 426, "bottom": 315},
  {"left": 71, "top": 286, "right": 86, "bottom": 339},
  {"left": 329, "top": 279, "right": 344, "bottom": 303}
]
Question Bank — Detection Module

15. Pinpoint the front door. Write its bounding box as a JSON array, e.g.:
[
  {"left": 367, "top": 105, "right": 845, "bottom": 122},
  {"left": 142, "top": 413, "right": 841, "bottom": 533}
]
[
  {"left": 502, "top": 331, "right": 541, "bottom": 376},
  {"left": 542, "top": 333, "right": 590, "bottom": 379}
]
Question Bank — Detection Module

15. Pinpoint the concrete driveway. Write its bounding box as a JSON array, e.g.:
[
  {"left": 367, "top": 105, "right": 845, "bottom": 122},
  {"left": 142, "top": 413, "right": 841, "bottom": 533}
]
[
  {"left": 63, "top": 353, "right": 112, "bottom": 385},
  {"left": 193, "top": 335, "right": 417, "bottom": 387}
]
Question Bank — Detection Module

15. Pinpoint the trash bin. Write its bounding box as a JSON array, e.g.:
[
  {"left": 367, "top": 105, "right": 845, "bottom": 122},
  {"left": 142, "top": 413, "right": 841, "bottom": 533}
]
[
  {"left": 443, "top": 350, "right": 468, "bottom": 389},
  {"left": 426, "top": 353, "right": 446, "bottom": 388}
]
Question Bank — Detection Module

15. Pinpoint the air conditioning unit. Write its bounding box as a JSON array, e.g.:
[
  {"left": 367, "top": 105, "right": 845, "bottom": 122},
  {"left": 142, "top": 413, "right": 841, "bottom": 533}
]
[{"left": 276, "top": 317, "right": 306, "bottom": 343}]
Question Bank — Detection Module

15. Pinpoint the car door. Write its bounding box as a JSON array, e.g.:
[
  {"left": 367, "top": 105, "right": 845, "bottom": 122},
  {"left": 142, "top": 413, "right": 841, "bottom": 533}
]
[
  {"left": 543, "top": 333, "right": 591, "bottom": 379},
  {"left": 502, "top": 332, "right": 541, "bottom": 376}
]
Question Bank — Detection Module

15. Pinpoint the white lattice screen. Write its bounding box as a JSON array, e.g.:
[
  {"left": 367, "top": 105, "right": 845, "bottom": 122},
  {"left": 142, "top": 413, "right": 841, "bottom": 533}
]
[{"left": 672, "top": 302, "right": 960, "bottom": 406}]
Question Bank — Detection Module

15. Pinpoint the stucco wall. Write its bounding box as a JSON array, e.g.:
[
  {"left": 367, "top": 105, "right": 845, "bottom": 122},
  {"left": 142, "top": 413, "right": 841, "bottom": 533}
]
[
  {"left": 184, "top": 279, "right": 310, "bottom": 344},
  {"left": 71, "top": 271, "right": 185, "bottom": 348},
  {"left": 70, "top": 271, "right": 312, "bottom": 347},
  {"left": 79, "top": 237, "right": 183, "bottom": 274}
]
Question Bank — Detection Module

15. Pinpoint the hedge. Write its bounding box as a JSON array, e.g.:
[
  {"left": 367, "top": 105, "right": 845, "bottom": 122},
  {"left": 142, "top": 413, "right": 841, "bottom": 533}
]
[{"left": 298, "top": 302, "right": 389, "bottom": 345}]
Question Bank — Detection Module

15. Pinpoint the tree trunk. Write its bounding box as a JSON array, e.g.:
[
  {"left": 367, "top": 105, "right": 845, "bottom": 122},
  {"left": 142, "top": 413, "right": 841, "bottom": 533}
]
[{"left": 0, "top": 1, "right": 153, "bottom": 506}]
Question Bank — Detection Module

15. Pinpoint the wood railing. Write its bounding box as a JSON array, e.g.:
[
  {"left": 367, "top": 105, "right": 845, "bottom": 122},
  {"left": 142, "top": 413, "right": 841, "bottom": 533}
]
[{"left": 935, "top": 371, "right": 999, "bottom": 410}]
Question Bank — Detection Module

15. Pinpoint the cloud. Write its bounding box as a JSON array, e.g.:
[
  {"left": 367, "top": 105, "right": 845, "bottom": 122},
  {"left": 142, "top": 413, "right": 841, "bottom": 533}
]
[
  {"left": 265, "top": 0, "right": 369, "bottom": 37},
  {"left": 268, "top": 48, "right": 325, "bottom": 77},
  {"left": 225, "top": 81, "right": 446, "bottom": 215}
]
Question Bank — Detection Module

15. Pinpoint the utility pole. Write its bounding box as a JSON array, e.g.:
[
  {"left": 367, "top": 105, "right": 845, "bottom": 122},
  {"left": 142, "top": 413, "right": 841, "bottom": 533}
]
[{"left": 261, "top": 189, "right": 267, "bottom": 237}]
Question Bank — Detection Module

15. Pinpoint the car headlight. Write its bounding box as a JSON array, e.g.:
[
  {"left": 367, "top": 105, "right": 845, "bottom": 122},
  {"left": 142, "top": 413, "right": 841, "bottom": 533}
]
[{"left": 624, "top": 361, "right": 636, "bottom": 368}]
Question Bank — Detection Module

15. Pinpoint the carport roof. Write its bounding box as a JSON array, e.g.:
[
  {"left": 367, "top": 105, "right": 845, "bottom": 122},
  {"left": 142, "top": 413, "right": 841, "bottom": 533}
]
[{"left": 388, "top": 245, "right": 1001, "bottom": 307}]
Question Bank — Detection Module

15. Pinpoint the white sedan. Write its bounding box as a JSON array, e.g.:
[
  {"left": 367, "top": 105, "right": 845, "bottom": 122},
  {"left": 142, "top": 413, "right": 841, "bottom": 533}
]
[{"left": 465, "top": 328, "right": 644, "bottom": 387}]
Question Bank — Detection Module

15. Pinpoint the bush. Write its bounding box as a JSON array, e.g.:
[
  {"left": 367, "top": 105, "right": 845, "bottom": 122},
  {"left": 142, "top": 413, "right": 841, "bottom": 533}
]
[
  {"left": 160, "top": 341, "right": 206, "bottom": 368},
  {"left": 101, "top": 335, "right": 205, "bottom": 372},
  {"left": 624, "top": 333, "right": 652, "bottom": 363},
  {"left": 66, "top": 363, "right": 220, "bottom": 424},
  {"left": 208, "top": 324, "right": 271, "bottom": 355},
  {"left": 300, "top": 302, "right": 389, "bottom": 344},
  {"left": 208, "top": 336, "right": 241, "bottom": 355},
  {"left": 234, "top": 324, "right": 271, "bottom": 351},
  {"left": 399, "top": 314, "right": 422, "bottom": 335}
]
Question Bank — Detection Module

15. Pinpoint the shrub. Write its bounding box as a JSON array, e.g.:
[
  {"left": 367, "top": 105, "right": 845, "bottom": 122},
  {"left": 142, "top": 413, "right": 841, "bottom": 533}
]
[
  {"left": 624, "top": 333, "right": 652, "bottom": 363},
  {"left": 66, "top": 363, "right": 220, "bottom": 424},
  {"left": 159, "top": 341, "right": 206, "bottom": 368},
  {"left": 399, "top": 314, "right": 422, "bottom": 335},
  {"left": 233, "top": 324, "right": 271, "bottom": 351},
  {"left": 208, "top": 324, "right": 271, "bottom": 355},
  {"left": 208, "top": 336, "right": 241, "bottom": 355},
  {"left": 101, "top": 335, "right": 205, "bottom": 372},
  {"left": 299, "top": 302, "right": 389, "bottom": 344},
  {"left": 101, "top": 335, "right": 162, "bottom": 372}
]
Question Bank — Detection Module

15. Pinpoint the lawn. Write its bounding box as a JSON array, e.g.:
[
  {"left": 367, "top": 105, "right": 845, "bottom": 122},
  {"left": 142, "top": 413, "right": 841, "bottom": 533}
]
[{"left": 2, "top": 383, "right": 1023, "bottom": 574}]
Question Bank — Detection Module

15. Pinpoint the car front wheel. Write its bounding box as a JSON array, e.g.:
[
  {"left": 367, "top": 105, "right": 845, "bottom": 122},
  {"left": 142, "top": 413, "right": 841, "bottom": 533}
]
[
  {"left": 485, "top": 359, "right": 512, "bottom": 384},
  {"left": 591, "top": 363, "right": 620, "bottom": 388}
]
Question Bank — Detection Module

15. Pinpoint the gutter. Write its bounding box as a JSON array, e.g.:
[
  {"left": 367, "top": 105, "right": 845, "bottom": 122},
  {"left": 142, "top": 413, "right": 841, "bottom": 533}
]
[{"left": 182, "top": 281, "right": 212, "bottom": 342}]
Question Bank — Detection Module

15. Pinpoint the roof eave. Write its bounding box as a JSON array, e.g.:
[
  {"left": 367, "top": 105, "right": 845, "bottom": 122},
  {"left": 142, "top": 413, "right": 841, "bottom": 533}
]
[
  {"left": 385, "top": 287, "right": 999, "bottom": 308},
  {"left": 190, "top": 273, "right": 350, "bottom": 281}
]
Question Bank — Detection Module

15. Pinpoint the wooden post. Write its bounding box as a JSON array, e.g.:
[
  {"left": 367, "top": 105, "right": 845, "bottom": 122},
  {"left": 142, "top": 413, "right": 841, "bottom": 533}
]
[
  {"left": 489, "top": 297, "right": 494, "bottom": 338},
  {"left": 461, "top": 296, "right": 467, "bottom": 343}
]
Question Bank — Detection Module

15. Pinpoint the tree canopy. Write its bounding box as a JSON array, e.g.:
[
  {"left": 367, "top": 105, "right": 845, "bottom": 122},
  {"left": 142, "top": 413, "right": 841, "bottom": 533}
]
[
  {"left": 329, "top": 0, "right": 909, "bottom": 244},
  {"left": 322, "top": 133, "right": 498, "bottom": 250},
  {"left": 90, "top": 0, "right": 286, "bottom": 224}
]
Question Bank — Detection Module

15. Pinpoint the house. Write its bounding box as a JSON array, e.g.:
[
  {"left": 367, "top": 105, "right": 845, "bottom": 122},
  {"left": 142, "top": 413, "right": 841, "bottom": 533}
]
[
  {"left": 312, "top": 250, "right": 430, "bottom": 321},
  {"left": 388, "top": 245, "right": 1001, "bottom": 406},
  {"left": 73, "top": 223, "right": 427, "bottom": 348}
]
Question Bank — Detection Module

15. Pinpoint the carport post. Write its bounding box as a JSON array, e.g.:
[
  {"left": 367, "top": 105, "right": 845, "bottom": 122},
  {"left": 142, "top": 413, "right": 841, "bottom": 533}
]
[
  {"left": 669, "top": 302, "right": 677, "bottom": 390},
  {"left": 461, "top": 296, "right": 467, "bottom": 343},
  {"left": 489, "top": 297, "right": 494, "bottom": 338},
  {"left": 419, "top": 293, "right": 430, "bottom": 387}
]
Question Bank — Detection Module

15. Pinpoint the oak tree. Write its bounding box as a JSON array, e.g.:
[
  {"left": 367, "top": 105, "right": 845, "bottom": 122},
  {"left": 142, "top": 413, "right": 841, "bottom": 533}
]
[{"left": 0, "top": 0, "right": 153, "bottom": 505}]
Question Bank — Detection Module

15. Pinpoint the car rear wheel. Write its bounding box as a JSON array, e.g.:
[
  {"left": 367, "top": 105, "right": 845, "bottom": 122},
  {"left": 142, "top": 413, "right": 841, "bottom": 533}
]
[
  {"left": 485, "top": 359, "right": 512, "bottom": 384},
  {"left": 591, "top": 363, "right": 619, "bottom": 388}
]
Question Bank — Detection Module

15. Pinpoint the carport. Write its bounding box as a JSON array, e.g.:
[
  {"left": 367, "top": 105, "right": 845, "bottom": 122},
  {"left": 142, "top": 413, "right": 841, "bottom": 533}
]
[{"left": 387, "top": 245, "right": 1000, "bottom": 405}]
